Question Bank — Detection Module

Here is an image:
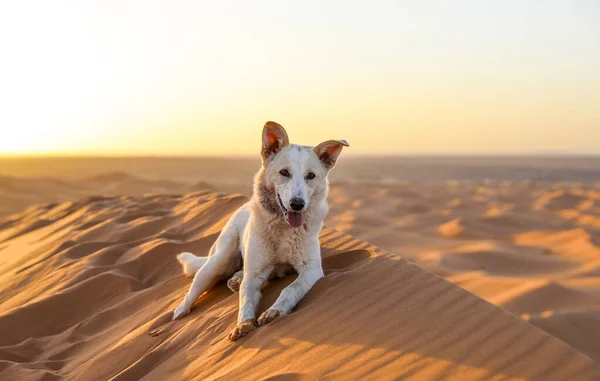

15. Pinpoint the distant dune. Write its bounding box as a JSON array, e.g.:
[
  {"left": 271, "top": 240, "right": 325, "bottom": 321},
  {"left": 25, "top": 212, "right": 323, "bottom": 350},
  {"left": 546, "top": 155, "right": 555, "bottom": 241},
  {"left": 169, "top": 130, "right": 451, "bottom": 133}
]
[{"left": 1, "top": 157, "right": 600, "bottom": 379}]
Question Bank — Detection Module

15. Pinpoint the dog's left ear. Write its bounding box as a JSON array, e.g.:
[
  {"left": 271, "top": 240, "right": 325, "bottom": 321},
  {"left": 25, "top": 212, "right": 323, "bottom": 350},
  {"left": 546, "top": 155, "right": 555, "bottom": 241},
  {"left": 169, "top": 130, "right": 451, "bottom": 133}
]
[
  {"left": 313, "top": 140, "right": 349, "bottom": 170},
  {"left": 262, "top": 121, "right": 289, "bottom": 161}
]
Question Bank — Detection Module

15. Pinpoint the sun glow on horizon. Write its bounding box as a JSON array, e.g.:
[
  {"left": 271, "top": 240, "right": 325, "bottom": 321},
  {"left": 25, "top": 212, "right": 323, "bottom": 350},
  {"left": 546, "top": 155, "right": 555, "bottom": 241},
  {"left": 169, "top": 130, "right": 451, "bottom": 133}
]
[{"left": 1, "top": 1, "right": 599, "bottom": 156}]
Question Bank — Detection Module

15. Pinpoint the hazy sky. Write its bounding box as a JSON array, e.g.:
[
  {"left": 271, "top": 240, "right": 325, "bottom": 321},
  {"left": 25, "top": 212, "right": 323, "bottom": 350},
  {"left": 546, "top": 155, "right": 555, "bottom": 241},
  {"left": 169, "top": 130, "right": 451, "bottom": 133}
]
[{"left": 0, "top": 1, "right": 599, "bottom": 156}]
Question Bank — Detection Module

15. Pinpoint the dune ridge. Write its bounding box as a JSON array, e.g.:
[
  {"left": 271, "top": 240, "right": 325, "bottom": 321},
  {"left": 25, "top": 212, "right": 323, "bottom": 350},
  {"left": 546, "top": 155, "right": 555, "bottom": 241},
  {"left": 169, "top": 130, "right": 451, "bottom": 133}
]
[{"left": 1, "top": 190, "right": 600, "bottom": 380}]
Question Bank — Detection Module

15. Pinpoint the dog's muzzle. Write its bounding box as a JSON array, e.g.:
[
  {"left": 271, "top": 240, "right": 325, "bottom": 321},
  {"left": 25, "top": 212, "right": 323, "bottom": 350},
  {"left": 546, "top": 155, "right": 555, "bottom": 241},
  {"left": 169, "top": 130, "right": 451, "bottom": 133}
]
[{"left": 277, "top": 193, "right": 304, "bottom": 228}]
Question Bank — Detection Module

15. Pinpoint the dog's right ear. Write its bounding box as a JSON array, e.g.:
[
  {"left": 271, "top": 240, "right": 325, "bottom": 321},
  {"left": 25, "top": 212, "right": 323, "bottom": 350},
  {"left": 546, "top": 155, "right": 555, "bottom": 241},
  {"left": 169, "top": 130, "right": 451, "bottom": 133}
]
[
  {"left": 261, "top": 121, "right": 289, "bottom": 161},
  {"left": 313, "top": 139, "right": 349, "bottom": 170}
]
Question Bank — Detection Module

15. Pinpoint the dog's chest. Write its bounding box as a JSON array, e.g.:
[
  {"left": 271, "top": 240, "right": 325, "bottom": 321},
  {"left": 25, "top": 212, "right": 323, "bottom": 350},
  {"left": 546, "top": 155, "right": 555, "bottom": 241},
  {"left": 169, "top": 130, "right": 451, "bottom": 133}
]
[{"left": 270, "top": 228, "right": 310, "bottom": 267}]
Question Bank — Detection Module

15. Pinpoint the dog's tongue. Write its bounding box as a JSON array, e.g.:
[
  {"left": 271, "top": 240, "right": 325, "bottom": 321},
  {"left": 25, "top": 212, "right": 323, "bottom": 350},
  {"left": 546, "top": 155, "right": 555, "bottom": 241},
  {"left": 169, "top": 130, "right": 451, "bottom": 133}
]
[{"left": 287, "top": 211, "right": 303, "bottom": 228}]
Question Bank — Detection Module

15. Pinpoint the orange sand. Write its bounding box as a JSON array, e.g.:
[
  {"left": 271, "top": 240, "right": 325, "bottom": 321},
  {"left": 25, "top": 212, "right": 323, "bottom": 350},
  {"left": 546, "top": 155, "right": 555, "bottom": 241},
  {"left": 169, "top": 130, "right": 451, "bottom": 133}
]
[{"left": 1, "top": 157, "right": 600, "bottom": 379}]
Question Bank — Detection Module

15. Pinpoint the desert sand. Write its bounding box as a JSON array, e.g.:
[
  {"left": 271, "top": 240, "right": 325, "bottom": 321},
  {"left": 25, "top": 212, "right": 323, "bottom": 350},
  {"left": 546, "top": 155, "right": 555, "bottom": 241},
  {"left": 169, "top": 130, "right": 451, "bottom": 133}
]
[{"left": 1, "top": 156, "right": 600, "bottom": 380}]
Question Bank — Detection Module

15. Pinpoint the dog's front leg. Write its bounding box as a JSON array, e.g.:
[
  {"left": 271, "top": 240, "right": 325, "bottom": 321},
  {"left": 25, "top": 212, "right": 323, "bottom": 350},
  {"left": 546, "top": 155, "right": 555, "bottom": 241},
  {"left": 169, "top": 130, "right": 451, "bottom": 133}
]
[
  {"left": 257, "top": 263, "right": 324, "bottom": 326},
  {"left": 228, "top": 265, "right": 272, "bottom": 341}
]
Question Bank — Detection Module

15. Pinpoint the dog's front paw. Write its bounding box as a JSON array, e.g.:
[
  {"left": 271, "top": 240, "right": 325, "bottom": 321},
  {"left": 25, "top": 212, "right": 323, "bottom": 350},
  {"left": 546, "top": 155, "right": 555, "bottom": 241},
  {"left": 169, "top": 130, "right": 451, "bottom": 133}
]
[
  {"left": 228, "top": 320, "right": 256, "bottom": 341},
  {"left": 257, "top": 309, "right": 284, "bottom": 326},
  {"left": 172, "top": 302, "right": 191, "bottom": 320},
  {"left": 227, "top": 276, "right": 242, "bottom": 293}
]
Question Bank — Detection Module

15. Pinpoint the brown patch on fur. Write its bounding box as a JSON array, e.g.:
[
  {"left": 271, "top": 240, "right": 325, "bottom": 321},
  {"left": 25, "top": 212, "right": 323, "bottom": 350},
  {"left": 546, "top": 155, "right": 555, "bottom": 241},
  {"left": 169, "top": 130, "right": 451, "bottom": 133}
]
[
  {"left": 259, "top": 184, "right": 280, "bottom": 215},
  {"left": 255, "top": 170, "right": 280, "bottom": 215}
]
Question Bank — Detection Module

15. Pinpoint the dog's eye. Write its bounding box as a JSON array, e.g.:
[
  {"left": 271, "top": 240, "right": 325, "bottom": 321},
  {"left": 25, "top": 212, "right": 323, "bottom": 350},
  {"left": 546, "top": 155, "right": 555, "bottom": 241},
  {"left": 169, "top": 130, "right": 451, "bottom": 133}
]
[
  {"left": 306, "top": 172, "right": 316, "bottom": 180},
  {"left": 279, "top": 169, "right": 291, "bottom": 177}
]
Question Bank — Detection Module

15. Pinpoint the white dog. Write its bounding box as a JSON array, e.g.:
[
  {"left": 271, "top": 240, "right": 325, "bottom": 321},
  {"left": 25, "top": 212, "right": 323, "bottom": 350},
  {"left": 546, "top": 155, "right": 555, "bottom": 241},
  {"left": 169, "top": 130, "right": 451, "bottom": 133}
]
[{"left": 172, "top": 121, "right": 348, "bottom": 341}]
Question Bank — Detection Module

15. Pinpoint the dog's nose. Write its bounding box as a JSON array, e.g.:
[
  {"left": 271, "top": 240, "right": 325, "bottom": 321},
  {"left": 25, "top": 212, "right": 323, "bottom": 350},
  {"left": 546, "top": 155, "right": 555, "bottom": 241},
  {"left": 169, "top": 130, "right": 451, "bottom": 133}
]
[{"left": 289, "top": 198, "right": 305, "bottom": 211}]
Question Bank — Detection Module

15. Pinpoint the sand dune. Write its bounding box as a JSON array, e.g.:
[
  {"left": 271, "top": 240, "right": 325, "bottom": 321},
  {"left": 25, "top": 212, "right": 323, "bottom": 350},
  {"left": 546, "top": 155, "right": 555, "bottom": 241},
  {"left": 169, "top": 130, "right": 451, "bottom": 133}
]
[
  {"left": 2, "top": 156, "right": 600, "bottom": 379},
  {"left": 324, "top": 180, "right": 600, "bottom": 366},
  {"left": 1, "top": 190, "right": 599, "bottom": 380}
]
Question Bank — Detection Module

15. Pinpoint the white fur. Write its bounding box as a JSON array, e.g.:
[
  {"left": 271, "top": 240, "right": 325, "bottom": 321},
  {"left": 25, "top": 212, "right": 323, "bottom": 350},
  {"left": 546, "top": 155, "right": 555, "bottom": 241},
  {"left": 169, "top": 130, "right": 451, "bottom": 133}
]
[
  {"left": 171, "top": 122, "right": 348, "bottom": 342},
  {"left": 177, "top": 252, "right": 208, "bottom": 276}
]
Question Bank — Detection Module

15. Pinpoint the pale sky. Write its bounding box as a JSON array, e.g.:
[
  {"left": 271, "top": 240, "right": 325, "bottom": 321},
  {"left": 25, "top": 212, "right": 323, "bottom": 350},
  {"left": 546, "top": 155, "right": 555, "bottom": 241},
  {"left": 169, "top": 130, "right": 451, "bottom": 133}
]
[{"left": 0, "top": 1, "right": 599, "bottom": 156}]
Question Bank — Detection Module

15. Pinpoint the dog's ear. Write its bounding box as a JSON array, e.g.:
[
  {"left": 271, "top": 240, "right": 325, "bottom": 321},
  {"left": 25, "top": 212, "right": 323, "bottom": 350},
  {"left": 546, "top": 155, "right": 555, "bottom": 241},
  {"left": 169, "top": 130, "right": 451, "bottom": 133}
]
[
  {"left": 313, "top": 139, "right": 349, "bottom": 170},
  {"left": 262, "top": 121, "right": 289, "bottom": 161}
]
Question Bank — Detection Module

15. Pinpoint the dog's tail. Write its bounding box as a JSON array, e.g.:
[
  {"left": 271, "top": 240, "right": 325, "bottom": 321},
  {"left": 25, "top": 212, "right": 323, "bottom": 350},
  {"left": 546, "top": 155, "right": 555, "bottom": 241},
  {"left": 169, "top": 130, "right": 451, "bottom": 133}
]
[{"left": 177, "top": 252, "right": 208, "bottom": 277}]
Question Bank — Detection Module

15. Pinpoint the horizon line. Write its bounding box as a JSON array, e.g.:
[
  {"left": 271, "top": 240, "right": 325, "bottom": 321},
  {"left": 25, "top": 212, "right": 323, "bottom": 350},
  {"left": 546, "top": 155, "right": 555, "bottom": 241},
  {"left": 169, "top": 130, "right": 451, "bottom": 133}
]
[{"left": 1, "top": 152, "right": 600, "bottom": 159}]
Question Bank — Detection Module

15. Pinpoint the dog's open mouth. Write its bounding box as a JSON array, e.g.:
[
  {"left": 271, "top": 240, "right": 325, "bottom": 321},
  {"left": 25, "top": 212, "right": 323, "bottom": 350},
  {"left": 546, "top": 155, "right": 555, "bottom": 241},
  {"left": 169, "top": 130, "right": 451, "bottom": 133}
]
[
  {"left": 286, "top": 211, "right": 303, "bottom": 228},
  {"left": 277, "top": 193, "right": 303, "bottom": 228}
]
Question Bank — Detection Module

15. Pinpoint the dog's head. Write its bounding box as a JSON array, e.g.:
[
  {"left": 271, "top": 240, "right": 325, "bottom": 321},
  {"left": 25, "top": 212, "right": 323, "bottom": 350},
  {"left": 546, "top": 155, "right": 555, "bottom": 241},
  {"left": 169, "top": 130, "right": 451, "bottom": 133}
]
[{"left": 258, "top": 121, "right": 349, "bottom": 228}]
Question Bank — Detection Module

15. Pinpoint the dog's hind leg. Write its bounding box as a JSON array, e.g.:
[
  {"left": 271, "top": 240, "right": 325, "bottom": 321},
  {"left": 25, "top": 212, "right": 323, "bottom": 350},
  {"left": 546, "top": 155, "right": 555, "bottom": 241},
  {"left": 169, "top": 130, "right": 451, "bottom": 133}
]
[
  {"left": 172, "top": 225, "right": 241, "bottom": 320},
  {"left": 227, "top": 269, "right": 243, "bottom": 293}
]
